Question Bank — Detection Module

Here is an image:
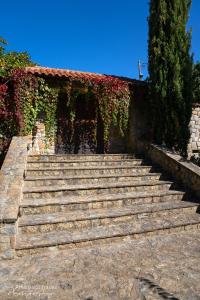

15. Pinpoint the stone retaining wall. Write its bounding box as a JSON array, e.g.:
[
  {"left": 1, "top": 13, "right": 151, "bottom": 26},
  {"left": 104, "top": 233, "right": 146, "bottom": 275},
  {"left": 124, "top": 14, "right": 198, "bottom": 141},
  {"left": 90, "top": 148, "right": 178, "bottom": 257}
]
[
  {"left": 0, "top": 136, "right": 31, "bottom": 259},
  {"left": 188, "top": 103, "right": 200, "bottom": 158},
  {"left": 136, "top": 142, "right": 200, "bottom": 198},
  {"left": 128, "top": 98, "right": 200, "bottom": 160}
]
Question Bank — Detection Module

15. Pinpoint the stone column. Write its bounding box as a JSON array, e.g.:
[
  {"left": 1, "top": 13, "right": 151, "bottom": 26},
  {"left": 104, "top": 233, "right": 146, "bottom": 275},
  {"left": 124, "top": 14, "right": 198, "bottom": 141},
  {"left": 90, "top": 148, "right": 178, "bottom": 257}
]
[{"left": 32, "top": 121, "right": 55, "bottom": 154}]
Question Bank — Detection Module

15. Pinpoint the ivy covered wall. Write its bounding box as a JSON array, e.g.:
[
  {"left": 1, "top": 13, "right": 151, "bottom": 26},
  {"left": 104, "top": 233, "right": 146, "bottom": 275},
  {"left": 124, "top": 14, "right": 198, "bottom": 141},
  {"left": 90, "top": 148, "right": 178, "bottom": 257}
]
[{"left": 1, "top": 68, "right": 146, "bottom": 161}]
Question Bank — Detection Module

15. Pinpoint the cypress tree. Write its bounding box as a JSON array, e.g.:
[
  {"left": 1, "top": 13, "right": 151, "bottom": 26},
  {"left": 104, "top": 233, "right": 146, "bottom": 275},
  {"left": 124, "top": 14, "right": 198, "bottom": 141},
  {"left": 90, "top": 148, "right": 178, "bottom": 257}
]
[
  {"left": 192, "top": 62, "right": 200, "bottom": 103},
  {"left": 148, "top": 0, "right": 193, "bottom": 157}
]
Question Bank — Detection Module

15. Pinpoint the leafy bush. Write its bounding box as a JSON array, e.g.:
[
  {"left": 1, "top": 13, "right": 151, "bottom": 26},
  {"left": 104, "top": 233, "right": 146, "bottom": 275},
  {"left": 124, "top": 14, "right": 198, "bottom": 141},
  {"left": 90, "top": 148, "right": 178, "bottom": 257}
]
[{"left": 0, "top": 37, "right": 34, "bottom": 77}]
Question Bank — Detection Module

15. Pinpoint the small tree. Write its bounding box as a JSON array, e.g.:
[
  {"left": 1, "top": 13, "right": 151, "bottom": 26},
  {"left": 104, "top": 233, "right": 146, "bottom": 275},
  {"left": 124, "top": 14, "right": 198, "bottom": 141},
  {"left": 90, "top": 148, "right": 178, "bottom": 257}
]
[
  {"left": 148, "top": 0, "right": 193, "bottom": 157},
  {"left": 0, "top": 37, "right": 34, "bottom": 77}
]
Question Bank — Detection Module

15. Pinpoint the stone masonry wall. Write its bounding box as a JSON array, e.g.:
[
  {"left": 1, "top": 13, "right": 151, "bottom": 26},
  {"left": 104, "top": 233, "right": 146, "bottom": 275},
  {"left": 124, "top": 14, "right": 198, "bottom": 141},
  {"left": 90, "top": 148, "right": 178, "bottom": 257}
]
[
  {"left": 128, "top": 96, "right": 200, "bottom": 160},
  {"left": 0, "top": 136, "right": 31, "bottom": 259},
  {"left": 133, "top": 141, "right": 200, "bottom": 198},
  {"left": 26, "top": 82, "right": 199, "bottom": 157},
  {"left": 127, "top": 84, "right": 151, "bottom": 153},
  {"left": 33, "top": 123, "right": 127, "bottom": 154},
  {"left": 188, "top": 103, "right": 200, "bottom": 158}
]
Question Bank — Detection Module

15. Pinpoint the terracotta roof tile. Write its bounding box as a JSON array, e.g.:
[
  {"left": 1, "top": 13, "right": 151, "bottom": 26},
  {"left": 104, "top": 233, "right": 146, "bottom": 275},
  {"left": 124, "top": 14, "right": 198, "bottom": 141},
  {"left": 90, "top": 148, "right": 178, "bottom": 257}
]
[
  {"left": 25, "top": 66, "right": 146, "bottom": 86},
  {"left": 25, "top": 66, "right": 104, "bottom": 80}
]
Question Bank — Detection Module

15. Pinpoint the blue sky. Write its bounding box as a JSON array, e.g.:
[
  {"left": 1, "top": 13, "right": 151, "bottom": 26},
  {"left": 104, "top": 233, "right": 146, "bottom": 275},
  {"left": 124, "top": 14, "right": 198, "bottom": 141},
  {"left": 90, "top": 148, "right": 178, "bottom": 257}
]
[{"left": 1, "top": 0, "right": 199, "bottom": 79}]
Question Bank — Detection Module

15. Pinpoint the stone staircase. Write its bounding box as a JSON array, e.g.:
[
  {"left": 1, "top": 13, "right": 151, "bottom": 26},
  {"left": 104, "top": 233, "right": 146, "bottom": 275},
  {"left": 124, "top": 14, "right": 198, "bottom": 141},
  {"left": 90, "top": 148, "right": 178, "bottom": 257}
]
[{"left": 15, "top": 154, "right": 200, "bottom": 256}]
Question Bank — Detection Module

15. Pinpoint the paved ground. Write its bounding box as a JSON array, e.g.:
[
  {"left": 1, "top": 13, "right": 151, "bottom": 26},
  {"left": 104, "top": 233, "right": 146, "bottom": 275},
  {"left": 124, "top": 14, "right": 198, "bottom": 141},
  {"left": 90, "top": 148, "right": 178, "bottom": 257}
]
[{"left": 0, "top": 231, "right": 200, "bottom": 300}]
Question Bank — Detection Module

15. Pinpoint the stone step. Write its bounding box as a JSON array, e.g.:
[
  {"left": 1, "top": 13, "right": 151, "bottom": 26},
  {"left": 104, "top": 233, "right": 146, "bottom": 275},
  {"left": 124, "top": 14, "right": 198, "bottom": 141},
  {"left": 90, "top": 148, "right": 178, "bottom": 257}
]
[
  {"left": 25, "top": 165, "right": 154, "bottom": 177},
  {"left": 28, "top": 154, "right": 136, "bottom": 162},
  {"left": 16, "top": 212, "right": 200, "bottom": 256},
  {"left": 20, "top": 190, "right": 188, "bottom": 215},
  {"left": 18, "top": 201, "right": 198, "bottom": 235},
  {"left": 24, "top": 173, "right": 163, "bottom": 188},
  {"left": 26, "top": 159, "right": 145, "bottom": 169},
  {"left": 23, "top": 180, "right": 174, "bottom": 200}
]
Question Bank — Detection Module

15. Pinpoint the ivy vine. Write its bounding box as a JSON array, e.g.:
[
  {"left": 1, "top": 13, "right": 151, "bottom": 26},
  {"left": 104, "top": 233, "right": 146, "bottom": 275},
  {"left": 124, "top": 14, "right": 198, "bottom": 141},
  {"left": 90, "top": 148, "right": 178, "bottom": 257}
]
[
  {"left": 63, "top": 75, "right": 131, "bottom": 152},
  {"left": 1, "top": 69, "right": 131, "bottom": 155}
]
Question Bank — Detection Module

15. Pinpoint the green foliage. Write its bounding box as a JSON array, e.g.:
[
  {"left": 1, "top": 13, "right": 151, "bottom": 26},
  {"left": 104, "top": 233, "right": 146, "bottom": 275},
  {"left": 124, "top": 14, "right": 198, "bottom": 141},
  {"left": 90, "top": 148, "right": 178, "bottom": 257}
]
[
  {"left": 192, "top": 62, "right": 200, "bottom": 103},
  {"left": 36, "top": 79, "right": 59, "bottom": 139},
  {"left": 0, "top": 52, "right": 34, "bottom": 77},
  {"left": 148, "top": 0, "right": 193, "bottom": 157},
  {"left": 13, "top": 71, "right": 59, "bottom": 138},
  {"left": 0, "top": 37, "right": 34, "bottom": 77}
]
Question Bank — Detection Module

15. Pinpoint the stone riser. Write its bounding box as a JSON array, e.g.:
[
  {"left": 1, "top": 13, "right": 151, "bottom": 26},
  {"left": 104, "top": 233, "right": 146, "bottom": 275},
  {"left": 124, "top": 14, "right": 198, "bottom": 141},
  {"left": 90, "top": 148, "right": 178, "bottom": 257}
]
[
  {"left": 16, "top": 222, "right": 200, "bottom": 257},
  {"left": 24, "top": 174, "right": 162, "bottom": 188},
  {"left": 21, "top": 193, "right": 186, "bottom": 215},
  {"left": 28, "top": 154, "right": 135, "bottom": 162},
  {"left": 25, "top": 166, "right": 153, "bottom": 177},
  {"left": 23, "top": 183, "right": 173, "bottom": 200},
  {"left": 27, "top": 160, "right": 144, "bottom": 168},
  {"left": 18, "top": 206, "right": 197, "bottom": 235}
]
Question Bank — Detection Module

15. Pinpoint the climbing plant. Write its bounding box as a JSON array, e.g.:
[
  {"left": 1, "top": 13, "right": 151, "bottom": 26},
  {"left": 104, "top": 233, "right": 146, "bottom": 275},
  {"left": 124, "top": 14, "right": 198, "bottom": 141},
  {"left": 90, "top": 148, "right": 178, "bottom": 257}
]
[
  {"left": 60, "top": 75, "right": 131, "bottom": 152},
  {"left": 0, "top": 82, "right": 11, "bottom": 164},
  {"left": 0, "top": 69, "right": 58, "bottom": 165},
  {"left": 0, "top": 37, "right": 35, "bottom": 165},
  {"left": 0, "top": 67, "right": 131, "bottom": 161},
  {"left": 11, "top": 69, "right": 59, "bottom": 137},
  {"left": 90, "top": 76, "right": 130, "bottom": 148}
]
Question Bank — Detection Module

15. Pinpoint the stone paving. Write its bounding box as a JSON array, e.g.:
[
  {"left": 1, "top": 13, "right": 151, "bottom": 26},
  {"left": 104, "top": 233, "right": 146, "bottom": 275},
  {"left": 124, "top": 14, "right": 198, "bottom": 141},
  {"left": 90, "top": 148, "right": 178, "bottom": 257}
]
[{"left": 0, "top": 231, "right": 200, "bottom": 300}]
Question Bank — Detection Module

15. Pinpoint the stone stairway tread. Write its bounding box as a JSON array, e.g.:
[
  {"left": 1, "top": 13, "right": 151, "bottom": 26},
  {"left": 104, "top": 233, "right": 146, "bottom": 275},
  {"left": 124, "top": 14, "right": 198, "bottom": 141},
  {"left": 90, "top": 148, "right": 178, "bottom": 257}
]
[
  {"left": 27, "top": 158, "right": 142, "bottom": 164},
  {"left": 28, "top": 153, "right": 134, "bottom": 158},
  {"left": 26, "top": 165, "right": 153, "bottom": 171},
  {"left": 21, "top": 190, "right": 187, "bottom": 207},
  {"left": 26, "top": 160, "right": 146, "bottom": 170},
  {"left": 28, "top": 157, "right": 141, "bottom": 164},
  {"left": 24, "top": 172, "right": 162, "bottom": 181},
  {"left": 16, "top": 212, "right": 200, "bottom": 250},
  {"left": 18, "top": 200, "right": 198, "bottom": 227},
  {"left": 23, "top": 180, "right": 173, "bottom": 193}
]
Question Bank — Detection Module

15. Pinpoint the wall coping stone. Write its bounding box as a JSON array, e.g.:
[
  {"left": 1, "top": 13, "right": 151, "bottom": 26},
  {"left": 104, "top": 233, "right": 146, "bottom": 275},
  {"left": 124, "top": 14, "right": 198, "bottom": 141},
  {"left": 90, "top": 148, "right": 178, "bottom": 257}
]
[
  {"left": 144, "top": 144, "right": 200, "bottom": 198},
  {"left": 0, "top": 136, "right": 31, "bottom": 223}
]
